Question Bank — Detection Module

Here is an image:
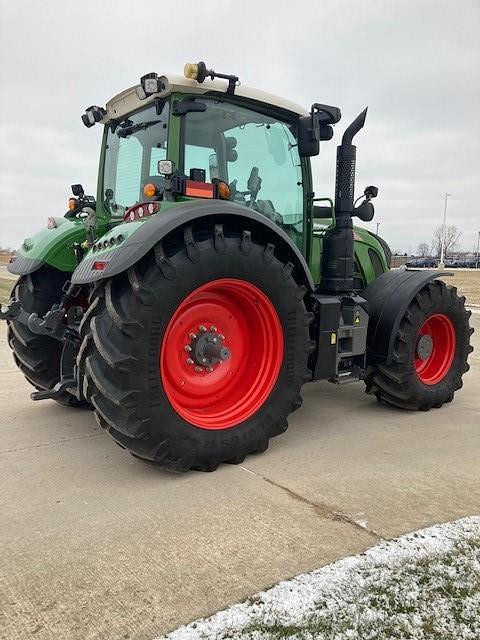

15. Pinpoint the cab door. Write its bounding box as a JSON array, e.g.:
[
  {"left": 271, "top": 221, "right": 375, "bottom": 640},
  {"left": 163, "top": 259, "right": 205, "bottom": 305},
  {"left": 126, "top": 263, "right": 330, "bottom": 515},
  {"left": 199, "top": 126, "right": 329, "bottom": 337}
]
[{"left": 181, "top": 97, "right": 308, "bottom": 254}]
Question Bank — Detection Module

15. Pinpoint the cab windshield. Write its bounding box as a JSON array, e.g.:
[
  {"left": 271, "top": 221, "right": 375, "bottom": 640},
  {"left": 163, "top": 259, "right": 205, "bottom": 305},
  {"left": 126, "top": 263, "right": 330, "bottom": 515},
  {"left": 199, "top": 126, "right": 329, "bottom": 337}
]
[{"left": 102, "top": 100, "right": 169, "bottom": 216}]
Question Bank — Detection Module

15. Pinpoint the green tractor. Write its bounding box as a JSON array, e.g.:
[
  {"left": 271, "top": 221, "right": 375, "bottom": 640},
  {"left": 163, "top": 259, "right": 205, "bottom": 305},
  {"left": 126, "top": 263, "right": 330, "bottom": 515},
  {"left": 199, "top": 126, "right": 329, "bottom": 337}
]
[{"left": 1, "top": 62, "right": 473, "bottom": 471}]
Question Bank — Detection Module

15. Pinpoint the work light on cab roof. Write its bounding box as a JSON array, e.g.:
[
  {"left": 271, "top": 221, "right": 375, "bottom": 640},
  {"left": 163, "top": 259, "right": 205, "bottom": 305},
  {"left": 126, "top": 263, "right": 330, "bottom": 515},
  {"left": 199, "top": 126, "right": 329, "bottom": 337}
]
[{"left": 1, "top": 59, "right": 473, "bottom": 475}]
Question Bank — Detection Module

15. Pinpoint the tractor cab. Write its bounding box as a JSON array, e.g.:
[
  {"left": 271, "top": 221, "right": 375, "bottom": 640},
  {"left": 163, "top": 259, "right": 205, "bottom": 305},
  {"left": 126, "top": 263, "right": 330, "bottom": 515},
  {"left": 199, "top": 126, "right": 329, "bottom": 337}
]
[
  {"left": 88, "top": 63, "right": 385, "bottom": 285},
  {"left": 93, "top": 69, "right": 310, "bottom": 247},
  {"left": 101, "top": 90, "right": 305, "bottom": 247}
]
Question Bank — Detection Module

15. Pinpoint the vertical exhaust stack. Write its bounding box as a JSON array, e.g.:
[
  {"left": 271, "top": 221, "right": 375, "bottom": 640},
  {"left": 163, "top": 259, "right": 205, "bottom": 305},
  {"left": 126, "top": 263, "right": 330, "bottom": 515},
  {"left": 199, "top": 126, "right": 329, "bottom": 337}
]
[{"left": 320, "top": 108, "right": 368, "bottom": 294}]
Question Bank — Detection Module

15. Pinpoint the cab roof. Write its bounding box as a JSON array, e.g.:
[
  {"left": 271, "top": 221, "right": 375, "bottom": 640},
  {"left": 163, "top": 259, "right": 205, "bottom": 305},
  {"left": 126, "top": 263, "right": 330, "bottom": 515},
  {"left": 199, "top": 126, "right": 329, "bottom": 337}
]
[{"left": 103, "top": 74, "right": 309, "bottom": 123}]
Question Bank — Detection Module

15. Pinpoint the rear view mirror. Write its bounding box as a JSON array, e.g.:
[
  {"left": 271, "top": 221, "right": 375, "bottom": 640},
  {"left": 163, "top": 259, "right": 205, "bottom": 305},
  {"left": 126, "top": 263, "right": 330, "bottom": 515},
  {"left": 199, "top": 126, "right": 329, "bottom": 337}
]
[
  {"left": 298, "top": 103, "right": 341, "bottom": 157},
  {"left": 298, "top": 115, "right": 319, "bottom": 157},
  {"left": 71, "top": 184, "right": 84, "bottom": 197},
  {"left": 354, "top": 200, "right": 374, "bottom": 221},
  {"left": 225, "top": 137, "right": 238, "bottom": 162}
]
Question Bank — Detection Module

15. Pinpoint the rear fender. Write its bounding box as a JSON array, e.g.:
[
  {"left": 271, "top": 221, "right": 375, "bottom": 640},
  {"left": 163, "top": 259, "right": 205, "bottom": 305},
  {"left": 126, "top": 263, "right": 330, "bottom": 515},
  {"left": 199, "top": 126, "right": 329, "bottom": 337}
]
[
  {"left": 71, "top": 200, "right": 314, "bottom": 290},
  {"left": 362, "top": 268, "right": 451, "bottom": 365}
]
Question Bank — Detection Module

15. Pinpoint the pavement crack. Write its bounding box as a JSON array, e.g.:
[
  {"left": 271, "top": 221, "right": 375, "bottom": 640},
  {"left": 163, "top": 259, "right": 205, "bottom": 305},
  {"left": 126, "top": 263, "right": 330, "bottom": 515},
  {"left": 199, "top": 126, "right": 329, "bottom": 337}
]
[{"left": 240, "top": 465, "right": 384, "bottom": 541}]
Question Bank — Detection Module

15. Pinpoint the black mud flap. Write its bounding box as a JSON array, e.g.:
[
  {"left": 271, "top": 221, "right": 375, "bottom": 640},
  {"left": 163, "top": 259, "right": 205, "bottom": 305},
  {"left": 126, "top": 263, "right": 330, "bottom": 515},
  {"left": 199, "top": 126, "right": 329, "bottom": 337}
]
[{"left": 362, "top": 269, "right": 451, "bottom": 365}]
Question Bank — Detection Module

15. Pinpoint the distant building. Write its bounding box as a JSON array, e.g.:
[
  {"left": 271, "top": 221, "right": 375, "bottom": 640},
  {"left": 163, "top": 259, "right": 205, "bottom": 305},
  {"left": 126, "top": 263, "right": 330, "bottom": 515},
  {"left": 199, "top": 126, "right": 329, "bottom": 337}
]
[{"left": 391, "top": 254, "right": 412, "bottom": 268}]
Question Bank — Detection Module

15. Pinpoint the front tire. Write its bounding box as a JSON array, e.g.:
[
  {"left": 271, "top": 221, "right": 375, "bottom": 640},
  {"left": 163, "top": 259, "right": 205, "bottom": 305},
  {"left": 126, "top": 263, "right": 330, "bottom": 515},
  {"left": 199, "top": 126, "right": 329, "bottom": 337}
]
[
  {"left": 8, "top": 266, "right": 85, "bottom": 407},
  {"left": 79, "top": 225, "right": 313, "bottom": 471},
  {"left": 365, "top": 280, "right": 473, "bottom": 410}
]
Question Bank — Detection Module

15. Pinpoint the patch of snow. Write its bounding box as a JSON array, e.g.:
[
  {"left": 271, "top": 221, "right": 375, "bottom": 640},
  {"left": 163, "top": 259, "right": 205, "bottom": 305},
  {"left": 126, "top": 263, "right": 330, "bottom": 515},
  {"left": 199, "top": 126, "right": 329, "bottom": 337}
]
[{"left": 158, "top": 516, "right": 480, "bottom": 640}]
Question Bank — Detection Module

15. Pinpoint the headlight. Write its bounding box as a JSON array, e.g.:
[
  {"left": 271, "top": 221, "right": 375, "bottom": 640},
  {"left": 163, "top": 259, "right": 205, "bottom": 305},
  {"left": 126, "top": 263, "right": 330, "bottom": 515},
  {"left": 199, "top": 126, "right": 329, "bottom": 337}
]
[
  {"left": 157, "top": 160, "right": 174, "bottom": 176},
  {"left": 81, "top": 105, "right": 106, "bottom": 128},
  {"left": 136, "top": 72, "right": 165, "bottom": 100}
]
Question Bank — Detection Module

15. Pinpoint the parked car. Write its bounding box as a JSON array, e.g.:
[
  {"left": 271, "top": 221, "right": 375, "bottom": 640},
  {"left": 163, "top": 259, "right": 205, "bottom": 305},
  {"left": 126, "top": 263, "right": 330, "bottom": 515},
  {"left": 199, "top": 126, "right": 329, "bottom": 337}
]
[
  {"left": 460, "top": 259, "right": 478, "bottom": 268},
  {"left": 443, "top": 259, "right": 474, "bottom": 268},
  {"left": 406, "top": 257, "right": 438, "bottom": 268}
]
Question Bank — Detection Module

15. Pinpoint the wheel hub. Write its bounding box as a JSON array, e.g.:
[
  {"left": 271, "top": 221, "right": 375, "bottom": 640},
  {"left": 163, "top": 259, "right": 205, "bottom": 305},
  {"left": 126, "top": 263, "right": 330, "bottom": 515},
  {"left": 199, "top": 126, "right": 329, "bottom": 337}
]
[
  {"left": 185, "top": 326, "right": 231, "bottom": 372},
  {"left": 414, "top": 313, "right": 456, "bottom": 385},
  {"left": 416, "top": 333, "right": 433, "bottom": 360}
]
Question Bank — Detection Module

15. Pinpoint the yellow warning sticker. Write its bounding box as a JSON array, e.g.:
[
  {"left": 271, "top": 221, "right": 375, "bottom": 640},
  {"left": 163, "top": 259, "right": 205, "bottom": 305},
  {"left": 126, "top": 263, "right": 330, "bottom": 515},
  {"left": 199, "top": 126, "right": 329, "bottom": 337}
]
[{"left": 330, "top": 332, "right": 337, "bottom": 345}]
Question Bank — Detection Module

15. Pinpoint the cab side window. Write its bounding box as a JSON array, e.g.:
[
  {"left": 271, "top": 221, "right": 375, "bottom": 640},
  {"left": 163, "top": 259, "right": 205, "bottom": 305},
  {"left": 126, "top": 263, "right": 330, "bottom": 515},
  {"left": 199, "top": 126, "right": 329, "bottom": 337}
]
[
  {"left": 183, "top": 99, "right": 304, "bottom": 247},
  {"left": 226, "top": 120, "right": 303, "bottom": 227}
]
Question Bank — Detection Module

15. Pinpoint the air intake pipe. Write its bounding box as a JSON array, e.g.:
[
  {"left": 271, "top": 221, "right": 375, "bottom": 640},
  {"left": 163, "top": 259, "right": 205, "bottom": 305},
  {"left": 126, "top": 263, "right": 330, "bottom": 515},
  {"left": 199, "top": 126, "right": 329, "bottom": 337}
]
[{"left": 320, "top": 108, "right": 368, "bottom": 294}]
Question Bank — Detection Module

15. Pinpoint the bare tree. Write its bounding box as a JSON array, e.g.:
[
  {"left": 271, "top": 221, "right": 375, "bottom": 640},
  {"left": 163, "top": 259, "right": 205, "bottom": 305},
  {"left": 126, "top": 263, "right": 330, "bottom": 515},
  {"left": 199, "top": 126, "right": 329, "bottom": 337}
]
[
  {"left": 431, "top": 225, "right": 460, "bottom": 258},
  {"left": 417, "top": 242, "right": 430, "bottom": 257}
]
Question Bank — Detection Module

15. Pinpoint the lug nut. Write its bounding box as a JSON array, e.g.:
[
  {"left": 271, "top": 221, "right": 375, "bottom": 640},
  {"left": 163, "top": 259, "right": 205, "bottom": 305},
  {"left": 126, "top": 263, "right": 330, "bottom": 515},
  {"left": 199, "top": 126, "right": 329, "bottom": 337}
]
[
  {"left": 207, "top": 366, "right": 214, "bottom": 372},
  {"left": 195, "top": 366, "right": 204, "bottom": 373},
  {"left": 199, "top": 325, "right": 207, "bottom": 332},
  {"left": 210, "top": 326, "right": 217, "bottom": 332},
  {"left": 186, "top": 358, "right": 194, "bottom": 365},
  {"left": 184, "top": 345, "right": 192, "bottom": 352},
  {"left": 189, "top": 332, "right": 197, "bottom": 340},
  {"left": 218, "top": 334, "right": 225, "bottom": 340}
]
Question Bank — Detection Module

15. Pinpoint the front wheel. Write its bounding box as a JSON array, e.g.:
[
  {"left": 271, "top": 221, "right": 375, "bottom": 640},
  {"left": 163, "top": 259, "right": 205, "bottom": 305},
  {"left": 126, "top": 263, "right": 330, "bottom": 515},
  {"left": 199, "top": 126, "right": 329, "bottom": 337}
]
[
  {"left": 365, "top": 280, "right": 473, "bottom": 410},
  {"left": 8, "top": 267, "right": 86, "bottom": 407},
  {"left": 79, "top": 225, "right": 313, "bottom": 471}
]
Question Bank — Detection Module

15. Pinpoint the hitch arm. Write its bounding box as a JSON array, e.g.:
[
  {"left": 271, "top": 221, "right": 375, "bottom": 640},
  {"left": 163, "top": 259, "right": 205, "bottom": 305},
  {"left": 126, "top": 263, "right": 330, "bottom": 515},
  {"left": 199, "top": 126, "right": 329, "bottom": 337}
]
[
  {"left": 1, "top": 281, "right": 83, "bottom": 342},
  {"left": 26, "top": 306, "right": 67, "bottom": 340},
  {"left": 0, "top": 298, "right": 68, "bottom": 341}
]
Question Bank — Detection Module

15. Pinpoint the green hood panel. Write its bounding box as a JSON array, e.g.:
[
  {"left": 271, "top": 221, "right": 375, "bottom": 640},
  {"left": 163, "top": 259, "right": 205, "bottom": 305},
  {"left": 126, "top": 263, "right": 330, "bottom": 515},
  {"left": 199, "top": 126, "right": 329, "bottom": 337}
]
[{"left": 14, "top": 217, "right": 86, "bottom": 273}]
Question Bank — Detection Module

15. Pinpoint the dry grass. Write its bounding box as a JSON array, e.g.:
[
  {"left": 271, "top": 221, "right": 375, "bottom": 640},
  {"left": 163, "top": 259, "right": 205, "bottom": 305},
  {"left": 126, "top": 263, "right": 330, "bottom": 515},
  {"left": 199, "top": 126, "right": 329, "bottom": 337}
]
[
  {"left": 0, "top": 278, "right": 13, "bottom": 305},
  {"left": 438, "top": 270, "right": 480, "bottom": 306},
  {"left": 0, "top": 270, "right": 478, "bottom": 309}
]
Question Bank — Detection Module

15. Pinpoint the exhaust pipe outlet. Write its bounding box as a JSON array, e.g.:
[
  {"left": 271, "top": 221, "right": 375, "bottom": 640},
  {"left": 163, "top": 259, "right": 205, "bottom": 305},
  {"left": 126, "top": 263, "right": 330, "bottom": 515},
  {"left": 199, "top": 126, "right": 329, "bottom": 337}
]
[
  {"left": 335, "top": 108, "right": 367, "bottom": 218},
  {"left": 320, "top": 108, "right": 368, "bottom": 294}
]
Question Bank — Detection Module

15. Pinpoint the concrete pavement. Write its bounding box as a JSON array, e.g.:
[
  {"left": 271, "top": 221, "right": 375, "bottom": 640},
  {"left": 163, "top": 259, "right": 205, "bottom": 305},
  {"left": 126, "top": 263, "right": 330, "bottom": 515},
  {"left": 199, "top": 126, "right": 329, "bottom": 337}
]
[{"left": 0, "top": 315, "right": 479, "bottom": 640}]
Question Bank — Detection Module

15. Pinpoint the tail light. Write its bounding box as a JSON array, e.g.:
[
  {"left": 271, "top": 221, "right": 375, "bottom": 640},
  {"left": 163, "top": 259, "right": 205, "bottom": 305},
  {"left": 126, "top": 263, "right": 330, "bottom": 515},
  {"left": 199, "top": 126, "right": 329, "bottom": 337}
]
[
  {"left": 92, "top": 261, "right": 108, "bottom": 271},
  {"left": 124, "top": 201, "right": 160, "bottom": 222}
]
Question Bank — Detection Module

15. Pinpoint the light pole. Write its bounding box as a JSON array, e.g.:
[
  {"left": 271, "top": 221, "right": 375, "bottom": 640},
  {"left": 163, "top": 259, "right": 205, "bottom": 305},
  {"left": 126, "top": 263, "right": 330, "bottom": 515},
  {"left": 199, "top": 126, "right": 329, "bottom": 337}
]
[
  {"left": 438, "top": 192, "right": 452, "bottom": 269},
  {"left": 476, "top": 231, "right": 480, "bottom": 269},
  {"left": 376, "top": 221, "right": 380, "bottom": 235}
]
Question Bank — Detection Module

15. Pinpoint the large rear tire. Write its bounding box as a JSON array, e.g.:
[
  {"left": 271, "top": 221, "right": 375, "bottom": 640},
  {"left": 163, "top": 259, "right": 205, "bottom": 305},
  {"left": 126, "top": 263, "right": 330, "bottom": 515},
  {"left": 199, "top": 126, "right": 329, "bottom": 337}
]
[
  {"left": 365, "top": 280, "right": 473, "bottom": 410},
  {"left": 79, "top": 225, "right": 313, "bottom": 471},
  {"left": 7, "top": 266, "right": 86, "bottom": 407}
]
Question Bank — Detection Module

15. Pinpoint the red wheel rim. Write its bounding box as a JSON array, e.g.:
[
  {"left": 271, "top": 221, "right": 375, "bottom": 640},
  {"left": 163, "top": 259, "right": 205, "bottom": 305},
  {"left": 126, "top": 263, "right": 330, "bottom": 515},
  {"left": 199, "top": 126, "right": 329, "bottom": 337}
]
[
  {"left": 160, "top": 279, "right": 284, "bottom": 429},
  {"left": 415, "top": 313, "right": 456, "bottom": 385}
]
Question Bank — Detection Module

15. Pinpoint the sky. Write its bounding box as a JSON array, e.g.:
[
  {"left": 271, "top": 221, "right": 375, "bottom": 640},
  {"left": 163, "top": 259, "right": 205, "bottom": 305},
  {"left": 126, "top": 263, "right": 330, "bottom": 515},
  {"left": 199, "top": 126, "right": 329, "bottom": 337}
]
[{"left": 0, "top": 0, "right": 479, "bottom": 255}]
